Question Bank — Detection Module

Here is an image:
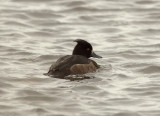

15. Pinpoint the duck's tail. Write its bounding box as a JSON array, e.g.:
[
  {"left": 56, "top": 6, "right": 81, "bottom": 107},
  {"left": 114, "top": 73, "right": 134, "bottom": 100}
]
[{"left": 43, "top": 70, "right": 52, "bottom": 76}]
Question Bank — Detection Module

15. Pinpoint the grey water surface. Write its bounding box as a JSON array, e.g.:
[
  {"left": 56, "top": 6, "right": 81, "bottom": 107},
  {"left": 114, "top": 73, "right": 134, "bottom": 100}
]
[{"left": 0, "top": 0, "right": 160, "bottom": 116}]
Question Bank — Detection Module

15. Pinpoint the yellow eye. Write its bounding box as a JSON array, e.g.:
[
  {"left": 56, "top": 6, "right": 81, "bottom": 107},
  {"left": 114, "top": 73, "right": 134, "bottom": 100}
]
[{"left": 87, "top": 48, "right": 90, "bottom": 51}]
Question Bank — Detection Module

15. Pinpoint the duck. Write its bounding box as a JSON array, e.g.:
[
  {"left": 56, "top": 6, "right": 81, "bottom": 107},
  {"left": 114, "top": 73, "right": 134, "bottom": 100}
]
[{"left": 44, "top": 39, "right": 102, "bottom": 78}]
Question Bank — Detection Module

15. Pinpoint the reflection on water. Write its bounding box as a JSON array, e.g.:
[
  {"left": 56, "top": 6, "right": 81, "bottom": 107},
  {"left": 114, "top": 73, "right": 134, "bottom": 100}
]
[{"left": 0, "top": 0, "right": 160, "bottom": 116}]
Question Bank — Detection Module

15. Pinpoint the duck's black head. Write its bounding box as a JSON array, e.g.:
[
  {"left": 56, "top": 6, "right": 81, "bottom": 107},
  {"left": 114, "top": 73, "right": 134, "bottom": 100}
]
[{"left": 72, "top": 39, "right": 102, "bottom": 58}]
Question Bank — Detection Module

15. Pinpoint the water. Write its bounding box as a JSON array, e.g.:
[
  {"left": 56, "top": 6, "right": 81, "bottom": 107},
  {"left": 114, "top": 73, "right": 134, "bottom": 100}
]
[{"left": 0, "top": 0, "right": 160, "bottom": 116}]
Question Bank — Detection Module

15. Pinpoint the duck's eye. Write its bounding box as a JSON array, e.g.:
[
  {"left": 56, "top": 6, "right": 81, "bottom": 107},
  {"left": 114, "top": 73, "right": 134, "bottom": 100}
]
[{"left": 86, "top": 48, "right": 90, "bottom": 51}]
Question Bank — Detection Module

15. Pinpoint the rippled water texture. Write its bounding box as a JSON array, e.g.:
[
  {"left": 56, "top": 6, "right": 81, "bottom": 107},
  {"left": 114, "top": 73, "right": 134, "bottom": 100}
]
[{"left": 1, "top": 0, "right": 160, "bottom": 116}]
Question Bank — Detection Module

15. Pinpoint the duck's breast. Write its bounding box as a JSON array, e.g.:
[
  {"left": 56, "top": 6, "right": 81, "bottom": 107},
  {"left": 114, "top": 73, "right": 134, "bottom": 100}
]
[{"left": 70, "top": 59, "right": 99, "bottom": 75}]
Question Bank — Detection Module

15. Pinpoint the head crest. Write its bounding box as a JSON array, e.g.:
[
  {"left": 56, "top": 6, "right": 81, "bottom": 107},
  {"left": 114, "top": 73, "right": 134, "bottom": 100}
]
[{"left": 74, "top": 39, "right": 88, "bottom": 44}]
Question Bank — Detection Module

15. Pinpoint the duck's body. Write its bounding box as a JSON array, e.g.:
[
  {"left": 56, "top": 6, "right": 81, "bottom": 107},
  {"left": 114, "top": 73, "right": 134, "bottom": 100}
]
[{"left": 45, "top": 39, "right": 102, "bottom": 78}]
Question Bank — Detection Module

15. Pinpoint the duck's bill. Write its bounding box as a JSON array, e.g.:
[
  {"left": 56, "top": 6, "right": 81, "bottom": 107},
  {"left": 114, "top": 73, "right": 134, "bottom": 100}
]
[{"left": 91, "top": 52, "right": 102, "bottom": 58}]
